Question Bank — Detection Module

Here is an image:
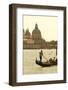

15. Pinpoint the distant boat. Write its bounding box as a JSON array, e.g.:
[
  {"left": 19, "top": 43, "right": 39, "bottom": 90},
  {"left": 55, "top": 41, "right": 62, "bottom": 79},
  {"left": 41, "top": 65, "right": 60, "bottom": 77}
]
[{"left": 35, "top": 58, "right": 57, "bottom": 67}]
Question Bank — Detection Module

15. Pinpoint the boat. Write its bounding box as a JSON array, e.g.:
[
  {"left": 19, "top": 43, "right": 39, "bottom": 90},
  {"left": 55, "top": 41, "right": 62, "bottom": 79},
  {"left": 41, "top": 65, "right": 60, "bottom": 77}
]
[
  {"left": 35, "top": 58, "right": 57, "bottom": 67},
  {"left": 36, "top": 60, "right": 51, "bottom": 67},
  {"left": 49, "top": 58, "right": 57, "bottom": 65}
]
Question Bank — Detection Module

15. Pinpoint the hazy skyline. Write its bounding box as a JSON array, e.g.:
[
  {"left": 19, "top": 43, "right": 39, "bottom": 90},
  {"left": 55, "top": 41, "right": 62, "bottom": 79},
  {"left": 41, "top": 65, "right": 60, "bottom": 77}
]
[{"left": 23, "top": 15, "right": 57, "bottom": 41}]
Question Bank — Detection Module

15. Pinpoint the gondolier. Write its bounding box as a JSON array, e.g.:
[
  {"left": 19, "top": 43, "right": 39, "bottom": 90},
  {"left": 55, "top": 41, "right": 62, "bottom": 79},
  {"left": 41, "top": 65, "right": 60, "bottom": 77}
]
[{"left": 39, "top": 50, "right": 43, "bottom": 62}]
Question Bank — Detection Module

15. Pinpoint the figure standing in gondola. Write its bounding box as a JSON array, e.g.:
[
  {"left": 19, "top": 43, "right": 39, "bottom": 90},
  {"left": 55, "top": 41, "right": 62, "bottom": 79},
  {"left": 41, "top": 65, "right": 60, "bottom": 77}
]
[{"left": 39, "top": 50, "right": 43, "bottom": 62}]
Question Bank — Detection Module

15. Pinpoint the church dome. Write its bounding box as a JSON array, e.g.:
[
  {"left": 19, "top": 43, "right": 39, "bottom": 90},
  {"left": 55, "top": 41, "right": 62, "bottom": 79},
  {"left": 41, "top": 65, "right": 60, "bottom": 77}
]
[
  {"left": 32, "top": 24, "right": 41, "bottom": 40},
  {"left": 25, "top": 29, "right": 31, "bottom": 39}
]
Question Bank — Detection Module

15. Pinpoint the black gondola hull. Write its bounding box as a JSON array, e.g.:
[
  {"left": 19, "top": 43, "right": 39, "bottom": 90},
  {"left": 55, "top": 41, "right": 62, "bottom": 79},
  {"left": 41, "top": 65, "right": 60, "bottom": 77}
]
[{"left": 35, "top": 59, "right": 57, "bottom": 67}]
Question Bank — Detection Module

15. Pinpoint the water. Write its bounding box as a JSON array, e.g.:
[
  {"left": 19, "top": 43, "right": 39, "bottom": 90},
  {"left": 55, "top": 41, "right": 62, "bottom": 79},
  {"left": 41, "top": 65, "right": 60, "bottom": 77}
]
[{"left": 23, "top": 49, "right": 57, "bottom": 74}]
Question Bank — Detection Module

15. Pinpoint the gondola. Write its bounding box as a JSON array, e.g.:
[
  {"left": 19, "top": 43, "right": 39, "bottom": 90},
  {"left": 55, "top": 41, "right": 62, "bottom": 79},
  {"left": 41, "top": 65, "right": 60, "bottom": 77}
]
[
  {"left": 35, "top": 58, "right": 57, "bottom": 67},
  {"left": 36, "top": 60, "right": 51, "bottom": 67}
]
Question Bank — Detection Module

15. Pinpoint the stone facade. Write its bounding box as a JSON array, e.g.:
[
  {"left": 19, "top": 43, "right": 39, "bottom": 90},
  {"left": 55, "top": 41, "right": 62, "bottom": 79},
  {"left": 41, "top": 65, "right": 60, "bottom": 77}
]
[{"left": 23, "top": 24, "right": 57, "bottom": 49}]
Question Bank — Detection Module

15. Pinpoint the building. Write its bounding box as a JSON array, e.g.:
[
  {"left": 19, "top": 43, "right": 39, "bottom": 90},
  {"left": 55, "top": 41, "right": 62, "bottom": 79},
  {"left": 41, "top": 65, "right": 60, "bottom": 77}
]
[
  {"left": 23, "top": 24, "right": 57, "bottom": 49},
  {"left": 32, "top": 24, "right": 41, "bottom": 40}
]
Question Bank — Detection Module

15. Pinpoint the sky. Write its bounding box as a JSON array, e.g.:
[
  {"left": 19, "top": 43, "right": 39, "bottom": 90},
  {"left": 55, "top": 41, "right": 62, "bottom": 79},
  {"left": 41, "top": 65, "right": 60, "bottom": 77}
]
[{"left": 23, "top": 15, "right": 57, "bottom": 41}]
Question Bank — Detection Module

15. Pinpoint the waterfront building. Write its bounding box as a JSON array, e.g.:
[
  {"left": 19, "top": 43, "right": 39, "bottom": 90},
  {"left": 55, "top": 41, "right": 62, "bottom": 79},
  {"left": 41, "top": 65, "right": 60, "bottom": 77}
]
[{"left": 23, "top": 24, "right": 57, "bottom": 49}]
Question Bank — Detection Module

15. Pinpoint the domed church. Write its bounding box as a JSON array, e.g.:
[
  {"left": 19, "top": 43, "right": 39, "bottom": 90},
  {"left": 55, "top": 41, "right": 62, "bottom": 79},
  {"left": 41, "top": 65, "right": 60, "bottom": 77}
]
[
  {"left": 32, "top": 24, "right": 43, "bottom": 45},
  {"left": 23, "top": 23, "right": 46, "bottom": 49},
  {"left": 24, "top": 28, "right": 31, "bottom": 39},
  {"left": 32, "top": 24, "right": 41, "bottom": 40}
]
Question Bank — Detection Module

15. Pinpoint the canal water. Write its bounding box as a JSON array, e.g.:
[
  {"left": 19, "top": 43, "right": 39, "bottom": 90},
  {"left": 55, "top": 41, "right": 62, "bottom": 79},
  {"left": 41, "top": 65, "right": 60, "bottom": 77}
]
[{"left": 23, "top": 49, "right": 57, "bottom": 74}]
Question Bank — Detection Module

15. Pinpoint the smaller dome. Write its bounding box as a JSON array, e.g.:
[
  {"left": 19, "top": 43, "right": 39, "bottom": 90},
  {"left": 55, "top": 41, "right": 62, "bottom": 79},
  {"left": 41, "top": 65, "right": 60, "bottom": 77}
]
[
  {"left": 25, "top": 29, "right": 30, "bottom": 36},
  {"left": 25, "top": 29, "right": 31, "bottom": 39}
]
